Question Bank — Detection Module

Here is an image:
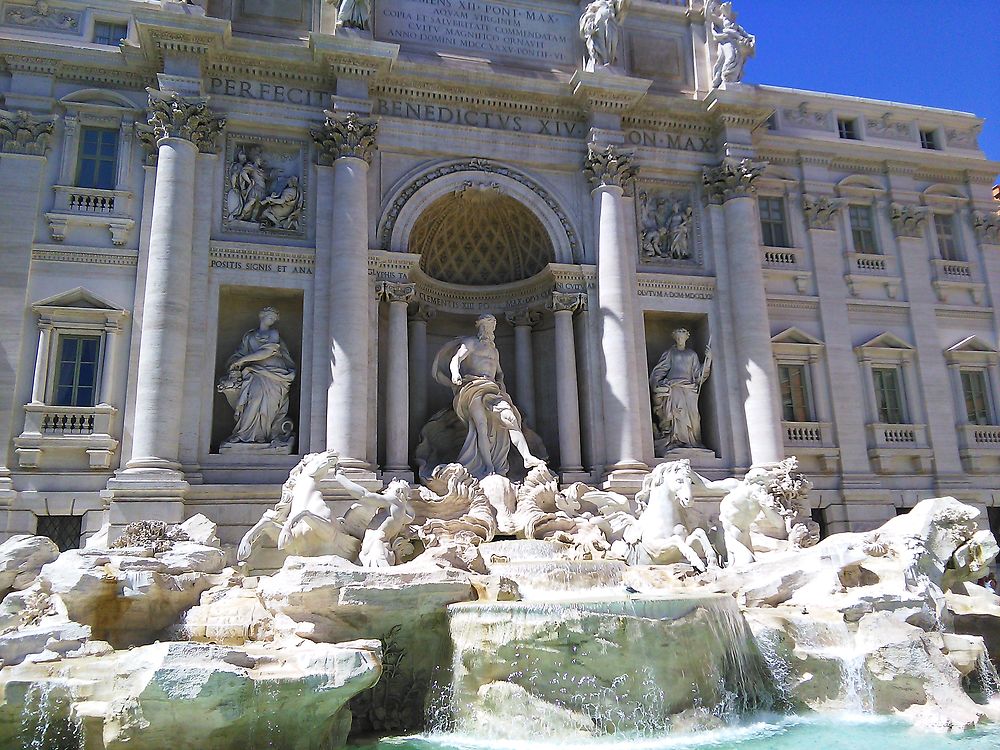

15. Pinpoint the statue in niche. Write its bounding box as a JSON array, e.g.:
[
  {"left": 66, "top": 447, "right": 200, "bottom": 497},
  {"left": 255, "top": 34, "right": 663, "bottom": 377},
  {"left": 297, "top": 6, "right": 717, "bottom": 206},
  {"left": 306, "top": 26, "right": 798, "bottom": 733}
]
[
  {"left": 579, "top": 0, "right": 628, "bottom": 71},
  {"left": 649, "top": 328, "right": 712, "bottom": 454},
  {"left": 417, "top": 314, "right": 547, "bottom": 481},
  {"left": 641, "top": 195, "right": 694, "bottom": 260},
  {"left": 217, "top": 307, "right": 297, "bottom": 453},
  {"left": 225, "top": 144, "right": 302, "bottom": 232},
  {"left": 709, "top": 1, "right": 755, "bottom": 88},
  {"left": 335, "top": 0, "right": 371, "bottom": 31}
]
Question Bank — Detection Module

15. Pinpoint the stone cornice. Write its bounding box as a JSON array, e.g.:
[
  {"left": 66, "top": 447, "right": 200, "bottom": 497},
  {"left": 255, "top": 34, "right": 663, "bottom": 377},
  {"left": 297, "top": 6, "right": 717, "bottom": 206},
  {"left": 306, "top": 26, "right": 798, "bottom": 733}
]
[
  {"left": 570, "top": 70, "right": 652, "bottom": 115},
  {"left": 309, "top": 33, "right": 398, "bottom": 81},
  {"left": 311, "top": 112, "right": 378, "bottom": 165}
]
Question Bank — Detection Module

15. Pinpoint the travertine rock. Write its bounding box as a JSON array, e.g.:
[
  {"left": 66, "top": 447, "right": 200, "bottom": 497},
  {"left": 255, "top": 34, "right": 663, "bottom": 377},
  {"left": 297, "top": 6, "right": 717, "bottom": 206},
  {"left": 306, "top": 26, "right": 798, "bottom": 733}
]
[
  {"left": 0, "top": 640, "right": 381, "bottom": 750},
  {"left": 0, "top": 534, "right": 59, "bottom": 598}
]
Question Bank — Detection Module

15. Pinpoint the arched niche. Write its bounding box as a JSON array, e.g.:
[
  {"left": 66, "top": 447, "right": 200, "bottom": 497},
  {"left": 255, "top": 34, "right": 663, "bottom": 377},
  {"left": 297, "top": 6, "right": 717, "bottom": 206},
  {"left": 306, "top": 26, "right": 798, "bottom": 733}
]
[{"left": 379, "top": 159, "right": 581, "bottom": 266}]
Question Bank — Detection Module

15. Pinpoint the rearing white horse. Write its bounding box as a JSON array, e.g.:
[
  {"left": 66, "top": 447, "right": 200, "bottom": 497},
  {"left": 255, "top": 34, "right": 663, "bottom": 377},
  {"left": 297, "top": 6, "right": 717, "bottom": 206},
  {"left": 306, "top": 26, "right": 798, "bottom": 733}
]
[{"left": 624, "top": 460, "right": 719, "bottom": 571}]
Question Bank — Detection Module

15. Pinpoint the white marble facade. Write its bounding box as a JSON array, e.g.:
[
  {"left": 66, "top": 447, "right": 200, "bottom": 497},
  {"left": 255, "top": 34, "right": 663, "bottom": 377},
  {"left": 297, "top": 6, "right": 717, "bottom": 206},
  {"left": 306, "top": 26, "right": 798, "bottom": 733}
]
[{"left": 0, "top": 0, "right": 998, "bottom": 547}]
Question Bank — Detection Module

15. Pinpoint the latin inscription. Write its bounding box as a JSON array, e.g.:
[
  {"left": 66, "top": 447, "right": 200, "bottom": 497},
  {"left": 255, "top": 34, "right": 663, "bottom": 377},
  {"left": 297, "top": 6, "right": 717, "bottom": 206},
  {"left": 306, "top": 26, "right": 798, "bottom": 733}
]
[
  {"left": 377, "top": 0, "right": 576, "bottom": 65},
  {"left": 625, "top": 130, "right": 715, "bottom": 153},
  {"left": 208, "top": 77, "right": 331, "bottom": 108},
  {"left": 211, "top": 259, "right": 314, "bottom": 275},
  {"left": 375, "top": 98, "right": 582, "bottom": 137}
]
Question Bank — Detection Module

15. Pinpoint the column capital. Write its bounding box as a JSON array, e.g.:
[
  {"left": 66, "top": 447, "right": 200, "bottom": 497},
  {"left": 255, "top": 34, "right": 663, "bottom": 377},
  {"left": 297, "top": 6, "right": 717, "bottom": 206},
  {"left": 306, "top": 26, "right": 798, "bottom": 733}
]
[
  {"left": 409, "top": 301, "right": 437, "bottom": 323},
  {"left": 505, "top": 310, "right": 542, "bottom": 328},
  {"left": 702, "top": 156, "right": 766, "bottom": 204},
  {"left": 802, "top": 194, "right": 845, "bottom": 230},
  {"left": 890, "top": 202, "right": 930, "bottom": 238},
  {"left": 377, "top": 281, "right": 416, "bottom": 304},
  {"left": 311, "top": 111, "right": 378, "bottom": 165},
  {"left": 973, "top": 210, "right": 1000, "bottom": 244},
  {"left": 584, "top": 144, "right": 637, "bottom": 194},
  {"left": 0, "top": 110, "right": 56, "bottom": 156},
  {"left": 549, "top": 292, "right": 587, "bottom": 314},
  {"left": 136, "top": 89, "right": 225, "bottom": 156}
]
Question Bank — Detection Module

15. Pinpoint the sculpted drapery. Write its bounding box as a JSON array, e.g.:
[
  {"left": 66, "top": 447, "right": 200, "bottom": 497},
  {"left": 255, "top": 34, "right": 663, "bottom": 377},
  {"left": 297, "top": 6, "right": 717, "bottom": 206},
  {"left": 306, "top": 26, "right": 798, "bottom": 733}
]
[{"left": 650, "top": 328, "right": 711, "bottom": 451}]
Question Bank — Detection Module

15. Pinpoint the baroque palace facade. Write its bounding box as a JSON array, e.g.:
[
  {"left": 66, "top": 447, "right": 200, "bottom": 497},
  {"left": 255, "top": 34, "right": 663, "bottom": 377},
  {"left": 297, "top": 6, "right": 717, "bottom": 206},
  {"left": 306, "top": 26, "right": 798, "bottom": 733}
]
[{"left": 0, "top": 0, "right": 998, "bottom": 548}]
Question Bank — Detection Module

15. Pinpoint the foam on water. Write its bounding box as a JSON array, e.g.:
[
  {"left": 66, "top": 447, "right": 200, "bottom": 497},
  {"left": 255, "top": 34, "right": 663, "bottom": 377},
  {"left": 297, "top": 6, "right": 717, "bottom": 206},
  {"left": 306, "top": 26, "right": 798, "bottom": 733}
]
[{"left": 353, "top": 714, "right": 1000, "bottom": 750}]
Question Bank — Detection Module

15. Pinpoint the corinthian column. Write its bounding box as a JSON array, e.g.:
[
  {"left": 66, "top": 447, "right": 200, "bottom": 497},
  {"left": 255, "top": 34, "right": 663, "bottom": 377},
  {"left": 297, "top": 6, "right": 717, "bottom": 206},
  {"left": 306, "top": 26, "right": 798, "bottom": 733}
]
[
  {"left": 585, "top": 145, "right": 647, "bottom": 476},
  {"left": 379, "top": 282, "right": 416, "bottom": 476},
  {"left": 703, "top": 157, "right": 784, "bottom": 465},
  {"left": 505, "top": 310, "right": 541, "bottom": 426},
  {"left": 125, "top": 91, "right": 224, "bottom": 475},
  {"left": 549, "top": 292, "right": 587, "bottom": 475},
  {"left": 312, "top": 113, "right": 378, "bottom": 467}
]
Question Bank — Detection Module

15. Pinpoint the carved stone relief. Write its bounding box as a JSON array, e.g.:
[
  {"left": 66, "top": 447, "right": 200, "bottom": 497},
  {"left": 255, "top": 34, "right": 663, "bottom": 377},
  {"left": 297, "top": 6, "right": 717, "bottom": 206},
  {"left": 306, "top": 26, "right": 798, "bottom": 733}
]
[
  {"left": 865, "top": 114, "right": 912, "bottom": 142},
  {"left": 946, "top": 128, "right": 978, "bottom": 150},
  {"left": 974, "top": 211, "right": 1000, "bottom": 245},
  {"left": 890, "top": 203, "right": 929, "bottom": 238},
  {"left": 0, "top": 110, "right": 55, "bottom": 155},
  {"left": 637, "top": 189, "right": 698, "bottom": 264},
  {"left": 781, "top": 103, "right": 829, "bottom": 131},
  {"left": 801, "top": 194, "right": 844, "bottom": 231},
  {"left": 3, "top": 1, "right": 80, "bottom": 33},
  {"left": 223, "top": 136, "right": 306, "bottom": 236}
]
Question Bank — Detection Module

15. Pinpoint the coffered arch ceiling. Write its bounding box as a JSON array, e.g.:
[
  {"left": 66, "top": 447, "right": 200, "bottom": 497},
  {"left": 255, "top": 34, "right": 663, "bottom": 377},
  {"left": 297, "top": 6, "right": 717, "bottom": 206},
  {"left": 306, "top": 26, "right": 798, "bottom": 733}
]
[{"left": 410, "top": 183, "right": 554, "bottom": 286}]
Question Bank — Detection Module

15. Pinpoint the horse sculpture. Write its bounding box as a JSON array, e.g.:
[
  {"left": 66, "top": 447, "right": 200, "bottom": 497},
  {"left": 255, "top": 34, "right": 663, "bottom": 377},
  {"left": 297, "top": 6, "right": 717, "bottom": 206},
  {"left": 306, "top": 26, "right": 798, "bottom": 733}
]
[{"left": 624, "top": 459, "right": 719, "bottom": 571}]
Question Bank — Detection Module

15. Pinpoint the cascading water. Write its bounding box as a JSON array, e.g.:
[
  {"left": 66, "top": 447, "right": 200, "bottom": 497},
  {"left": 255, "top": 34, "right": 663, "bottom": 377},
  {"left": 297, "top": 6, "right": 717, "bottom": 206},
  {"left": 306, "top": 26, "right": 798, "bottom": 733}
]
[
  {"left": 783, "top": 615, "right": 874, "bottom": 712},
  {"left": 20, "top": 682, "right": 79, "bottom": 750},
  {"left": 441, "top": 594, "right": 778, "bottom": 739}
]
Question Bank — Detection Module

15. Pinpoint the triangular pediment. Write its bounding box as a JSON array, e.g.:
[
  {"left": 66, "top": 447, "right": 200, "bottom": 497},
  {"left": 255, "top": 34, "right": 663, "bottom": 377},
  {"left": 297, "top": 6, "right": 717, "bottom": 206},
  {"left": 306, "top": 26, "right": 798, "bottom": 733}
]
[
  {"left": 32, "top": 287, "right": 122, "bottom": 312},
  {"left": 771, "top": 327, "right": 824, "bottom": 346},
  {"left": 947, "top": 335, "right": 997, "bottom": 354},
  {"left": 858, "top": 332, "right": 914, "bottom": 350}
]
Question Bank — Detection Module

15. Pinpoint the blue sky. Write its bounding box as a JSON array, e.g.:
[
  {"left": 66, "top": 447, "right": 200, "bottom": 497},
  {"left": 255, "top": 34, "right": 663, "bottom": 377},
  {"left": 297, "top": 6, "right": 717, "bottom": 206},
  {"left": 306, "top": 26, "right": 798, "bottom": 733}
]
[{"left": 737, "top": 1, "right": 1000, "bottom": 169}]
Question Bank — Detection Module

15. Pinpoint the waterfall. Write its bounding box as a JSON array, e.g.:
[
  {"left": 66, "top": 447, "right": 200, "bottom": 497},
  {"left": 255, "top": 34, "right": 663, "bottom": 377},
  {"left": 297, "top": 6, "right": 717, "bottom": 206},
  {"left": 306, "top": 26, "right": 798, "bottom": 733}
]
[
  {"left": 20, "top": 682, "right": 79, "bottom": 750},
  {"left": 785, "top": 616, "right": 873, "bottom": 713},
  {"left": 443, "top": 594, "right": 777, "bottom": 738},
  {"left": 974, "top": 649, "right": 1000, "bottom": 701}
]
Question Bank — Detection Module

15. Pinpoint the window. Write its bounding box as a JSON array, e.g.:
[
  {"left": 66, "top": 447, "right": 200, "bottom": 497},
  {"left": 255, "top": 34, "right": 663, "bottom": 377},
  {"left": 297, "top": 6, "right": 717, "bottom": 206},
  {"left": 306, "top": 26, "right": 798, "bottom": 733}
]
[
  {"left": 934, "top": 213, "right": 962, "bottom": 261},
  {"left": 872, "top": 366, "right": 906, "bottom": 424},
  {"left": 36, "top": 515, "right": 83, "bottom": 552},
  {"left": 961, "top": 369, "right": 993, "bottom": 425},
  {"left": 920, "top": 129, "right": 939, "bottom": 150},
  {"left": 765, "top": 114, "right": 778, "bottom": 131},
  {"left": 849, "top": 205, "right": 879, "bottom": 254},
  {"left": 838, "top": 118, "right": 859, "bottom": 140},
  {"left": 76, "top": 127, "right": 118, "bottom": 190},
  {"left": 54, "top": 335, "right": 101, "bottom": 408},
  {"left": 810, "top": 507, "right": 827, "bottom": 540},
  {"left": 778, "top": 364, "right": 813, "bottom": 422},
  {"left": 758, "top": 197, "right": 790, "bottom": 247},
  {"left": 93, "top": 21, "right": 128, "bottom": 46}
]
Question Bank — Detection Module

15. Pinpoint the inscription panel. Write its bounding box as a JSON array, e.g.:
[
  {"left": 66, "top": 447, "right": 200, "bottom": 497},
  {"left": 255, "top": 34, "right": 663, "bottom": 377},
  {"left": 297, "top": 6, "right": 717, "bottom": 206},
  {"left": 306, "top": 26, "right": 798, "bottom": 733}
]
[{"left": 376, "top": 0, "right": 577, "bottom": 66}]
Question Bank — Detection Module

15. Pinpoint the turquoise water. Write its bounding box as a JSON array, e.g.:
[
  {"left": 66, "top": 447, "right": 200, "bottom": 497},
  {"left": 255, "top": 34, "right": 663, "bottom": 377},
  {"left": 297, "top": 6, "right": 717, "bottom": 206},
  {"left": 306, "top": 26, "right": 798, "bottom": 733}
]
[{"left": 349, "top": 715, "right": 1000, "bottom": 750}]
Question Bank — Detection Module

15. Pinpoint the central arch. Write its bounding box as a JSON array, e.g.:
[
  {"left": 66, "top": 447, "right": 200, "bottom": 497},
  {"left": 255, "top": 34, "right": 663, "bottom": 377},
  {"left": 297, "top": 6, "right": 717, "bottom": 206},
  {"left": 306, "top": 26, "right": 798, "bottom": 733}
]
[
  {"left": 378, "top": 159, "right": 581, "bottom": 267},
  {"left": 410, "top": 183, "right": 553, "bottom": 286}
]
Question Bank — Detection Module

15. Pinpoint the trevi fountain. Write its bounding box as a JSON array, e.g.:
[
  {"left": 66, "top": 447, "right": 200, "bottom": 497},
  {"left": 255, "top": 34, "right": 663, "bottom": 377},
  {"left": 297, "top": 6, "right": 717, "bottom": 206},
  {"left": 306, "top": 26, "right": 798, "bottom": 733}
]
[
  {"left": 3, "top": 311, "right": 1000, "bottom": 750},
  {"left": 1, "top": 0, "right": 999, "bottom": 748}
]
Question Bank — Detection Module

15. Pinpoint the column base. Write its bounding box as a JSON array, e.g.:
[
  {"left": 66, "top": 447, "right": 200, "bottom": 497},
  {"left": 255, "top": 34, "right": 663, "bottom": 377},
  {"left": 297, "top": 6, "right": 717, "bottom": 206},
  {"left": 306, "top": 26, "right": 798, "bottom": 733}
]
[
  {"left": 0, "top": 468, "right": 15, "bottom": 507},
  {"left": 601, "top": 465, "right": 650, "bottom": 495},
  {"left": 558, "top": 469, "right": 590, "bottom": 485},
  {"left": 381, "top": 468, "right": 414, "bottom": 484},
  {"left": 102, "top": 469, "right": 190, "bottom": 544},
  {"left": 318, "top": 467, "right": 381, "bottom": 503}
]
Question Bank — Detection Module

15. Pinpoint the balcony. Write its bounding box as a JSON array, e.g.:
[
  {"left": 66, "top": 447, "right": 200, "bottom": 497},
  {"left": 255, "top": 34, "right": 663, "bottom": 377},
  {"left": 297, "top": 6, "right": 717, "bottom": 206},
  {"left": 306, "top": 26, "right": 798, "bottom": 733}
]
[
  {"left": 930, "top": 259, "right": 985, "bottom": 305},
  {"left": 866, "top": 422, "right": 932, "bottom": 474},
  {"left": 782, "top": 421, "right": 839, "bottom": 472},
  {"left": 761, "top": 246, "right": 811, "bottom": 294},
  {"left": 46, "top": 186, "right": 135, "bottom": 246},
  {"left": 845, "top": 252, "right": 901, "bottom": 299},
  {"left": 957, "top": 424, "right": 1000, "bottom": 473},
  {"left": 15, "top": 404, "right": 119, "bottom": 470}
]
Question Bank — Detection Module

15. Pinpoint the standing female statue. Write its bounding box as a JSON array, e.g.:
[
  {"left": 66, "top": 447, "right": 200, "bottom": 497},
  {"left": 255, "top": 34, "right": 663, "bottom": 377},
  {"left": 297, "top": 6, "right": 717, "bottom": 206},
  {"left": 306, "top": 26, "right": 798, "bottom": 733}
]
[
  {"left": 579, "top": 0, "right": 628, "bottom": 70},
  {"left": 217, "top": 307, "right": 297, "bottom": 451},
  {"left": 649, "top": 328, "right": 711, "bottom": 452}
]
